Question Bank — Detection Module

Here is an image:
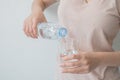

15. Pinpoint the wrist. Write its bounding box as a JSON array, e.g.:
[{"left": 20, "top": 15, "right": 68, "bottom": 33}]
[
  {"left": 31, "top": 11, "right": 43, "bottom": 17},
  {"left": 32, "top": 0, "right": 46, "bottom": 11},
  {"left": 81, "top": 52, "right": 105, "bottom": 71},
  {"left": 90, "top": 52, "right": 106, "bottom": 66},
  {"left": 31, "top": 5, "right": 44, "bottom": 15}
]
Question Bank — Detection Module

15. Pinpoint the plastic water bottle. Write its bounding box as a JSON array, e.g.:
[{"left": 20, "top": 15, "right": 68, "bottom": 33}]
[
  {"left": 38, "top": 22, "right": 78, "bottom": 56},
  {"left": 38, "top": 22, "right": 67, "bottom": 40}
]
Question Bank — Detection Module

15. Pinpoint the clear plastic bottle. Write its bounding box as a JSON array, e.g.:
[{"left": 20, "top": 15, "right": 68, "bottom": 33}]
[
  {"left": 38, "top": 22, "right": 78, "bottom": 55},
  {"left": 38, "top": 22, "right": 67, "bottom": 40}
]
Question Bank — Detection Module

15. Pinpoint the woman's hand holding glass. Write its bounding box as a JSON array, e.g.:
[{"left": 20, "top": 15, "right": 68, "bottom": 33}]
[
  {"left": 60, "top": 52, "right": 101, "bottom": 74},
  {"left": 59, "top": 38, "right": 101, "bottom": 74}
]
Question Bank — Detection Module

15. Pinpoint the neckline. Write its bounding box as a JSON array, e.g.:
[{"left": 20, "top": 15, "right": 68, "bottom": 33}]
[
  {"left": 82, "top": 0, "right": 95, "bottom": 7},
  {"left": 85, "top": 0, "right": 89, "bottom": 3}
]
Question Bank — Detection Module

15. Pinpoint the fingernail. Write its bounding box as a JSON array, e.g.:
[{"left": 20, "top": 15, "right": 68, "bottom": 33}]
[
  {"left": 62, "top": 70, "right": 65, "bottom": 73},
  {"left": 60, "top": 64, "right": 64, "bottom": 67},
  {"left": 60, "top": 68, "right": 64, "bottom": 72}
]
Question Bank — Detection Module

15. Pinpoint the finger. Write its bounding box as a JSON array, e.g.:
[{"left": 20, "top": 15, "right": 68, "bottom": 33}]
[
  {"left": 23, "top": 22, "right": 28, "bottom": 36},
  {"left": 32, "top": 20, "right": 38, "bottom": 38},
  {"left": 60, "top": 54, "right": 67, "bottom": 57},
  {"left": 23, "top": 21, "right": 26, "bottom": 33},
  {"left": 62, "top": 65, "right": 89, "bottom": 74},
  {"left": 25, "top": 23, "right": 30, "bottom": 37},
  {"left": 60, "top": 60, "right": 82, "bottom": 67},
  {"left": 61, "top": 54, "right": 81, "bottom": 61},
  {"left": 60, "top": 58, "right": 88, "bottom": 67},
  {"left": 41, "top": 15, "right": 47, "bottom": 22},
  {"left": 28, "top": 21, "right": 36, "bottom": 38},
  {"left": 32, "top": 23, "right": 38, "bottom": 38},
  {"left": 23, "top": 21, "right": 28, "bottom": 36}
]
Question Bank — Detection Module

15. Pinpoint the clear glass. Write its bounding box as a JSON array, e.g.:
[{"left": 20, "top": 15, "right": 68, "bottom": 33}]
[
  {"left": 59, "top": 37, "right": 78, "bottom": 55},
  {"left": 58, "top": 36, "right": 80, "bottom": 62}
]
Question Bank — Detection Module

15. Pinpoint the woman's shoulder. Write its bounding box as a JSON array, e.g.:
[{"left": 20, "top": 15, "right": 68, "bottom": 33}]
[
  {"left": 115, "top": 0, "right": 120, "bottom": 8},
  {"left": 115, "top": 0, "right": 120, "bottom": 15},
  {"left": 56, "top": 0, "right": 60, "bottom": 1}
]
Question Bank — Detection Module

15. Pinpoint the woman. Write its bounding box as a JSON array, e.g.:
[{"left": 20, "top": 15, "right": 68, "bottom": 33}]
[{"left": 23, "top": 0, "right": 120, "bottom": 80}]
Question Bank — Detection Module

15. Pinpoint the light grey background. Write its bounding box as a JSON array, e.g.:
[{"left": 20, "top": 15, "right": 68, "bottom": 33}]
[
  {"left": 0, "top": 0, "right": 120, "bottom": 80},
  {"left": 0, "top": 0, "right": 59, "bottom": 80}
]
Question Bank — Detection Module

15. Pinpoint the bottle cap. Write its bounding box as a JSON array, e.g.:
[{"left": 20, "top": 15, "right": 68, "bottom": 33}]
[{"left": 58, "top": 28, "right": 67, "bottom": 38}]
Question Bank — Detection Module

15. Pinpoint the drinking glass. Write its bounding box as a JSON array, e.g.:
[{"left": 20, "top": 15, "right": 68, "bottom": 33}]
[{"left": 58, "top": 36, "right": 80, "bottom": 62}]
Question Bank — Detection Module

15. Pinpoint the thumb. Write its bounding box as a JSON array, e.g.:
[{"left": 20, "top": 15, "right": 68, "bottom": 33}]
[
  {"left": 32, "top": 19, "right": 39, "bottom": 37},
  {"left": 41, "top": 14, "right": 47, "bottom": 22}
]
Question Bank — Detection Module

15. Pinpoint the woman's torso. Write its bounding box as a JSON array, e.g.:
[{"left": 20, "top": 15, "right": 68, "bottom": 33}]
[{"left": 56, "top": 0, "right": 120, "bottom": 80}]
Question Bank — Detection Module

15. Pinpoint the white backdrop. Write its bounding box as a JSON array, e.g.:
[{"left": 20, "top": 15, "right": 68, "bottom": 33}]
[
  {"left": 0, "top": 0, "right": 120, "bottom": 80},
  {"left": 0, "top": 0, "right": 59, "bottom": 80}
]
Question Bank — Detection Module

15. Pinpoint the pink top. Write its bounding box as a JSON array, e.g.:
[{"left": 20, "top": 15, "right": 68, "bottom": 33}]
[{"left": 55, "top": 0, "right": 120, "bottom": 80}]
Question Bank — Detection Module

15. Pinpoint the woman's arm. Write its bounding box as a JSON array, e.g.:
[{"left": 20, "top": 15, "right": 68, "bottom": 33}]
[
  {"left": 32, "top": 0, "right": 57, "bottom": 16},
  {"left": 23, "top": 0, "right": 57, "bottom": 38},
  {"left": 60, "top": 51, "right": 120, "bottom": 74},
  {"left": 96, "top": 51, "right": 120, "bottom": 66}
]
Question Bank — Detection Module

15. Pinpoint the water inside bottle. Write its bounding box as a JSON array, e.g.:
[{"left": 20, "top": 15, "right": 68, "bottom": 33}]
[
  {"left": 39, "top": 24, "right": 57, "bottom": 39},
  {"left": 38, "top": 22, "right": 67, "bottom": 39}
]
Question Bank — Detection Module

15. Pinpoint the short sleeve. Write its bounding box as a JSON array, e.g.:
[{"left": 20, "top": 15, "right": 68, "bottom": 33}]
[
  {"left": 116, "top": 0, "right": 120, "bottom": 15},
  {"left": 56, "top": 0, "right": 60, "bottom": 2}
]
